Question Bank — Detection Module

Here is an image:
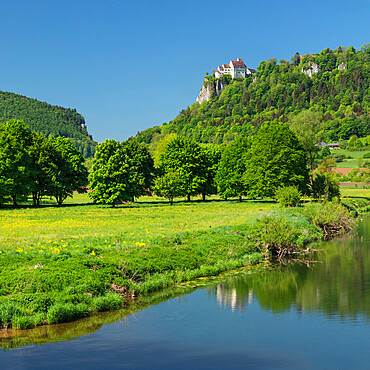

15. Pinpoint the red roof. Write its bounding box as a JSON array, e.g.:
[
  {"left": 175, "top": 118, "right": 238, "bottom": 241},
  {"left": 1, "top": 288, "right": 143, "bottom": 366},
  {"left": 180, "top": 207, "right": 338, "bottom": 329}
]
[{"left": 230, "top": 59, "right": 246, "bottom": 68}]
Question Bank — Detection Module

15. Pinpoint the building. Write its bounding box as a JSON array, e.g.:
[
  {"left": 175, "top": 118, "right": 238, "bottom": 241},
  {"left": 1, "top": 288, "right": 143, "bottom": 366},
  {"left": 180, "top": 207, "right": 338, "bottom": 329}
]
[
  {"left": 215, "top": 58, "right": 256, "bottom": 79},
  {"left": 317, "top": 142, "right": 340, "bottom": 149}
]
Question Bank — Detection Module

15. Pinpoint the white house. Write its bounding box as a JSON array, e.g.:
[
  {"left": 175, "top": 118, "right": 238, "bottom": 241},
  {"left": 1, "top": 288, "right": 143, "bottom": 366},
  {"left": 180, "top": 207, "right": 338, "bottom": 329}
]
[{"left": 215, "top": 58, "right": 256, "bottom": 79}]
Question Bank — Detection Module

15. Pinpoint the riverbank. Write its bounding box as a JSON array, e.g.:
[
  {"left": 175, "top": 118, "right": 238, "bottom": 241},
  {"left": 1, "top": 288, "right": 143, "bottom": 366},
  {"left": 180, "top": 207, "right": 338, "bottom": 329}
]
[{"left": 0, "top": 194, "right": 369, "bottom": 330}]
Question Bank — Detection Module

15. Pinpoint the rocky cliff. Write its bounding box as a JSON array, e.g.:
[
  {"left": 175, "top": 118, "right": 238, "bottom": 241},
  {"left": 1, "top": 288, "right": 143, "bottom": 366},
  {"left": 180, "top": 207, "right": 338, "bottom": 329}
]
[{"left": 196, "top": 77, "right": 227, "bottom": 104}]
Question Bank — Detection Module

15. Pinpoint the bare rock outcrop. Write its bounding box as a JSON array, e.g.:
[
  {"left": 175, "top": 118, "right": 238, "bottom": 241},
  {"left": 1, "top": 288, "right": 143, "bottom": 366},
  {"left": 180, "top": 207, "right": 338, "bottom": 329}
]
[{"left": 196, "top": 77, "right": 227, "bottom": 104}]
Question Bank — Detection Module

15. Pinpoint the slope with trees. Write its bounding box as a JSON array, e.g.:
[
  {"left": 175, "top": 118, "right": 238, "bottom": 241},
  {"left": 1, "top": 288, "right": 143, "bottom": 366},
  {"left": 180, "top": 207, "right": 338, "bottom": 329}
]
[
  {"left": 136, "top": 44, "right": 370, "bottom": 145},
  {"left": 0, "top": 91, "right": 97, "bottom": 158}
]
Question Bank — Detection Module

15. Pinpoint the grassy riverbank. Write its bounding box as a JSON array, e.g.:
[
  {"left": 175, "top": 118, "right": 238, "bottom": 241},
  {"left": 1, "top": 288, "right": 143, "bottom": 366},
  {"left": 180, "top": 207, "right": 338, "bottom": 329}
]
[{"left": 0, "top": 193, "right": 369, "bottom": 330}]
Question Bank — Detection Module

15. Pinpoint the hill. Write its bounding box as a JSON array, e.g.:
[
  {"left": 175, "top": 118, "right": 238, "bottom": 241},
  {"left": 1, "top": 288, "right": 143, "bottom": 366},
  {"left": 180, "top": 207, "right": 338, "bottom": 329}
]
[
  {"left": 136, "top": 45, "right": 370, "bottom": 145},
  {"left": 0, "top": 91, "right": 97, "bottom": 158}
]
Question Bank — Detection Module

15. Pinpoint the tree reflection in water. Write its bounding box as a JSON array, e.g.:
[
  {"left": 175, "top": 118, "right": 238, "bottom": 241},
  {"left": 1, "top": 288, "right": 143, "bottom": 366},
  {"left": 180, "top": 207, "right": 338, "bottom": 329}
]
[{"left": 207, "top": 218, "right": 369, "bottom": 321}]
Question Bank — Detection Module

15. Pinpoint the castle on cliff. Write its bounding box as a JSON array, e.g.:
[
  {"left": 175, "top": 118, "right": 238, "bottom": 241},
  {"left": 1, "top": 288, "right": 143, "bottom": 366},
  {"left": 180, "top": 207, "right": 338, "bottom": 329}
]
[{"left": 215, "top": 58, "right": 256, "bottom": 79}]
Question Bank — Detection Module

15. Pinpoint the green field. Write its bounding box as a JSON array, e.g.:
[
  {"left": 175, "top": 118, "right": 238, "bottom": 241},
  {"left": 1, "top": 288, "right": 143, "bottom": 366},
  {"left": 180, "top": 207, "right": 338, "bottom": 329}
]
[
  {"left": 333, "top": 149, "right": 370, "bottom": 168},
  {"left": 0, "top": 191, "right": 369, "bottom": 330}
]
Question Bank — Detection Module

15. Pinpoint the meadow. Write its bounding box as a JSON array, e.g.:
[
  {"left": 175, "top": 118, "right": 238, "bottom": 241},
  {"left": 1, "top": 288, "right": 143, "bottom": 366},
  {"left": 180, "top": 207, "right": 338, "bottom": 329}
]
[
  {"left": 333, "top": 148, "right": 370, "bottom": 168},
  {"left": 0, "top": 190, "right": 369, "bottom": 330}
]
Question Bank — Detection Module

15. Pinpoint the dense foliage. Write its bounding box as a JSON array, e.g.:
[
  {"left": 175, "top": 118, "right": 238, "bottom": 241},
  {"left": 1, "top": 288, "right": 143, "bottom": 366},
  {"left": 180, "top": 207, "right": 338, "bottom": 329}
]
[
  {"left": 0, "top": 90, "right": 97, "bottom": 158},
  {"left": 136, "top": 44, "right": 370, "bottom": 145},
  {"left": 89, "top": 139, "right": 155, "bottom": 205},
  {"left": 0, "top": 120, "right": 88, "bottom": 206}
]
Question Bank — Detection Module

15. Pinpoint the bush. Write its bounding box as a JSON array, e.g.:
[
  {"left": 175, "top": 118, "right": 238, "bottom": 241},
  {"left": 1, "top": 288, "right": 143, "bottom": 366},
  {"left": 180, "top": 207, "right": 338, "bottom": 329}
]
[
  {"left": 91, "top": 293, "right": 123, "bottom": 312},
  {"left": 301, "top": 201, "right": 354, "bottom": 239},
  {"left": 275, "top": 186, "right": 301, "bottom": 207},
  {"left": 250, "top": 214, "right": 299, "bottom": 256},
  {"left": 0, "top": 303, "right": 24, "bottom": 327},
  {"left": 47, "top": 303, "right": 91, "bottom": 324},
  {"left": 12, "top": 316, "right": 35, "bottom": 330},
  {"left": 311, "top": 173, "right": 340, "bottom": 200}
]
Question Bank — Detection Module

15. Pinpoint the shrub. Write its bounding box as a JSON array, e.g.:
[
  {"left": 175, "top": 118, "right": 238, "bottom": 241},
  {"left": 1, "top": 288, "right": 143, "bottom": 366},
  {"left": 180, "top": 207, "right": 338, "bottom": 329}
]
[
  {"left": 0, "top": 302, "right": 24, "bottom": 327},
  {"left": 12, "top": 316, "right": 35, "bottom": 330},
  {"left": 250, "top": 214, "right": 299, "bottom": 257},
  {"left": 363, "top": 152, "right": 370, "bottom": 159},
  {"left": 91, "top": 293, "right": 123, "bottom": 312},
  {"left": 275, "top": 186, "right": 301, "bottom": 207},
  {"left": 47, "top": 303, "right": 91, "bottom": 324},
  {"left": 311, "top": 173, "right": 340, "bottom": 201},
  {"left": 301, "top": 201, "right": 355, "bottom": 239}
]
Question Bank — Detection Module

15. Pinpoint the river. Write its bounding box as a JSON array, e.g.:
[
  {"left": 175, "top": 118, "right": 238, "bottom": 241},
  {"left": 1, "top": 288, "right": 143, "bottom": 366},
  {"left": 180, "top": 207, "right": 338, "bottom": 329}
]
[{"left": 0, "top": 217, "right": 369, "bottom": 369}]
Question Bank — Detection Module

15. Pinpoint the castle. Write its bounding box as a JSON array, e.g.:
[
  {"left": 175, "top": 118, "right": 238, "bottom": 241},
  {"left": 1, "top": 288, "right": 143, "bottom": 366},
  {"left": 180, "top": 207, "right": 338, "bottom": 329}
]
[{"left": 215, "top": 58, "right": 256, "bottom": 79}]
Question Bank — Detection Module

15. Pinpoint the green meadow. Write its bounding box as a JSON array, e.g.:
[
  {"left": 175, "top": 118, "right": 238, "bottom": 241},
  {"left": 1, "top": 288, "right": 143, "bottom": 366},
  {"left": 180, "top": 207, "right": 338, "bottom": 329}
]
[{"left": 0, "top": 191, "right": 369, "bottom": 330}]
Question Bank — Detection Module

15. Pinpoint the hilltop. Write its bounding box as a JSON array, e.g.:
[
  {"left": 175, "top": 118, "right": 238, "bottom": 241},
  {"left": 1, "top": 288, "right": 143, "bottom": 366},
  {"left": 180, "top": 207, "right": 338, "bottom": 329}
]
[
  {"left": 0, "top": 90, "right": 97, "bottom": 158},
  {"left": 136, "top": 45, "right": 370, "bottom": 145}
]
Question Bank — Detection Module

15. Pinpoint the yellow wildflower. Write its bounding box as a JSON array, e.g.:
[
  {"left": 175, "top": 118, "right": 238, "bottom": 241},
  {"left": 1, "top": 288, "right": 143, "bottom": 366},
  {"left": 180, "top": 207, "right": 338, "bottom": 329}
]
[{"left": 90, "top": 250, "right": 96, "bottom": 256}]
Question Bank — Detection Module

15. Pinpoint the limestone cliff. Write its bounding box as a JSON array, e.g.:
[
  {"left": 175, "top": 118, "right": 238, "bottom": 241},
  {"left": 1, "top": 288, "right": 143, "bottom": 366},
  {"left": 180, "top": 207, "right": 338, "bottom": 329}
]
[
  {"left": 301, "top": 62, "right": 321, "bottom": 78},
  {"left": 196, "top": 77, "right": 227, "bottom": 104}
]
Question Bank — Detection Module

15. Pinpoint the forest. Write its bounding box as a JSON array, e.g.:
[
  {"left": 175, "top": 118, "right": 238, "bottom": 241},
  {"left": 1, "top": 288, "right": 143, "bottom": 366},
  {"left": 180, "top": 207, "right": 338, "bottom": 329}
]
[
  {"left": 136, "top": 45, "right": 370, "bottom": 145},
  {"left": 0, "top": 91, "right": 97, "bottom": 158}
]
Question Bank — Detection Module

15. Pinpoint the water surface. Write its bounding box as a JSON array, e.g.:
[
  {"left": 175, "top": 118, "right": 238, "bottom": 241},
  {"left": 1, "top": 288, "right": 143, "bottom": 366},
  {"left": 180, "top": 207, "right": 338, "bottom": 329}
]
[{"left": 1, "top": 218, "right": 369, "bottom": 369}]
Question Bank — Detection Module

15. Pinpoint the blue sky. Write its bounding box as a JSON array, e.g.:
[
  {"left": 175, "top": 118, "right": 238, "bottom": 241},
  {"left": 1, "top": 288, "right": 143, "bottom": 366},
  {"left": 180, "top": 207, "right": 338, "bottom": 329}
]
[{"left": 0, "top": 0, "right": 369, "bottom": 142}]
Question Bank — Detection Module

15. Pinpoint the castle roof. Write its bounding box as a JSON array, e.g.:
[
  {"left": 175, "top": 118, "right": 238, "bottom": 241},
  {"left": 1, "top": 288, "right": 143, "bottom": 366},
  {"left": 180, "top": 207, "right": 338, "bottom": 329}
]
[{"left": 230, "top": 58, "right": 246, "bottom": 68}]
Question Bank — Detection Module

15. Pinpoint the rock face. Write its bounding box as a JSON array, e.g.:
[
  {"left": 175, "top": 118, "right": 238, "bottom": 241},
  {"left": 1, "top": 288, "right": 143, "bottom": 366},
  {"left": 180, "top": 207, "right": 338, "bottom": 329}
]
[
  {"left": 302, "top": 62, "right": 320, "bottom": 78},
  {"left": 196, "top": 77, "right": 227, "bottom": 104},
  {"left": 338, "top": 62, "right": 347, "bottom": 70}
]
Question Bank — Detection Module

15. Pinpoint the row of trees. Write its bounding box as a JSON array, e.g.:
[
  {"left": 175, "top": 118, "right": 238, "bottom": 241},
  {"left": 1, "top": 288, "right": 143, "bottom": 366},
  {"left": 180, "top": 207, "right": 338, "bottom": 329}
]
[
  {"left": 1, "top": 118, "right": 338, "bottom": 207},
  {"left": 89, "top": 123, "right": 312, "bottom": 205},
  {"left": 0, "top": 120, "right": 88, "bottom": 206}
]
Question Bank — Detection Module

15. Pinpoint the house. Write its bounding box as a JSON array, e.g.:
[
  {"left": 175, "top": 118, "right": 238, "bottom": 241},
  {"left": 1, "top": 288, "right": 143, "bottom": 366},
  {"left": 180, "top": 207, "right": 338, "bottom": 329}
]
[
  {"left": 215, "top": 58, "right": 256, "bottom": 79},
  {"left": 316, "top": 142, "right": 340, "bottom": 149}
]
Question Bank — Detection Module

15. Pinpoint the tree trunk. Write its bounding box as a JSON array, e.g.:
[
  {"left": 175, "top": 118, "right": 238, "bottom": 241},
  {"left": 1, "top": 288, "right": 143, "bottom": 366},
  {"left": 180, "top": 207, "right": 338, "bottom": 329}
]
[
  {"left": 202, "top": 193, "right": 206, "bottom": 201},
  {"left": 239, "top": 196, "right": 242, "bottom": 202},
  {"left": 11, "top": 195, "right": 17, "bottom": 206}
]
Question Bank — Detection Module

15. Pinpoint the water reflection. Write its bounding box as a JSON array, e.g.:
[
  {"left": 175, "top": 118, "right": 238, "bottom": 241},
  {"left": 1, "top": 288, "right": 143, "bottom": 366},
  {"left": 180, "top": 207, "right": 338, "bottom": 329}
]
[{"left": 208, "top": 219, "right": 369, "bottom": 321}]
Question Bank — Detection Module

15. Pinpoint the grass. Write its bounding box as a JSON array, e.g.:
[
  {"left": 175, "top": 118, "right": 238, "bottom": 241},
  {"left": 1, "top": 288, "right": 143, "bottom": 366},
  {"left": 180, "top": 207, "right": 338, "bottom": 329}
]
[
  {"left": 333, "top": 148, "right": 370, "bottom": 168},
  {"left": 0, "top": 192, "right": 368, "bottom": 330}
]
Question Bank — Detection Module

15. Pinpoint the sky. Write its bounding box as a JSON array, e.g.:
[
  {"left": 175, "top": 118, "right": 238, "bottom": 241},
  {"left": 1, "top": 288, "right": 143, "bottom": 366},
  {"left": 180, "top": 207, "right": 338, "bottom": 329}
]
[{"left": 0, "top": 0, "right": 369, "bottom": 143}]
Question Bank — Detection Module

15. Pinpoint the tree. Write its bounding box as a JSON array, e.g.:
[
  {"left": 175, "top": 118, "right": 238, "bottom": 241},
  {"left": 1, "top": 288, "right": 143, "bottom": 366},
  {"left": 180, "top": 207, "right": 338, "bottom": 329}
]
[
  {"left": 0, "top": 120, "right": 33, "bottom": 205},
  {"left": 48, "top": 137, "right": 88, "bottom": 205},
  {"left": 294, "top": 52, "right": 300, "bottom": 65},
  {"left": 244, "top": 124, "right": 309, "bottom": 198},
  {"left": 89, "top": 140, "right": 134, "bottom": 206},
  {"left": 122, "top": 139, "right": 155, "bottom": 201},
  {"left": 199, "top": 145, "right": 222, "bottom": 200},
  {"left": 289, "top": 110, "right": 322, "bottom": 171},
  {"left": 160, "top": 136, "right": 208, "bottom": 202},
  {"left": 154, "top": 171, "right": 185, "bottom": 205},
  {"left": 215, "top": 136, "right": 251, "bottom": 200},
  {"left": 28, "top": 132, "right": 57, "bottom": 206}
]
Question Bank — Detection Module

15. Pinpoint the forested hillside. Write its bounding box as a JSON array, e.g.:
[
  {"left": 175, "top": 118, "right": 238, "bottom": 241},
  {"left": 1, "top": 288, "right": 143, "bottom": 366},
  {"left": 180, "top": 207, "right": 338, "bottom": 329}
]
[
  {"left": 0, "top": 91, "right": 97, "bottom": 158},
  {"left": 136, "top": 45, "right": 370, "bottom": 145}
]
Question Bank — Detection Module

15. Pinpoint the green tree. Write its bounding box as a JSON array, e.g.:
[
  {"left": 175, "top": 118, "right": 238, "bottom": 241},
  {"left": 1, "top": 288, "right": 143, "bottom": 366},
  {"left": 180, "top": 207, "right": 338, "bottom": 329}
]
[
  {"left": 244, "top": 124, "right": 309, "bottom": 198},
  {"left": 0, "top": 120, "right": 33, "bottom": 205},
  {"left": 199, "top": 145, "right": 222, "bottom": 200},
  {"left": 216, "top": 136, "right": 251, "bottom": 200},
  {"left": 28, "top": 132, "right": 57, "bottom": 206},
  {"left": 122, "top": 139, "right": 155, "bottom": 201},
  {"left": 154, "top": 171, "right": 185, "bottom": 205},
  {"left": 289, "top": 110, "right": 322, "bottom": 170},
  {"left": 89, "top": 140, "right": 134, "bottom": 206},
  {"left": 48, "top": 137, "right": 88, "bottom": 205},
  {"left": 160, "top": 136, "right": 208, "bottom": 202}
]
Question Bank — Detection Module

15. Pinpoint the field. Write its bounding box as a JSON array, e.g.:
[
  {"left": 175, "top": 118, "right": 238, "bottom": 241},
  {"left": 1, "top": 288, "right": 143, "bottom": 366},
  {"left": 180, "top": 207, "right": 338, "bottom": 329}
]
[
  {"left": 0, "top": 195, "right": 277, "bottom": 253},
  {"left": 0, "top": 190, "right": 369, "bottom": 330},
  {"left": 332, "top": 148, "right": 370, "bottom": 168}
]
